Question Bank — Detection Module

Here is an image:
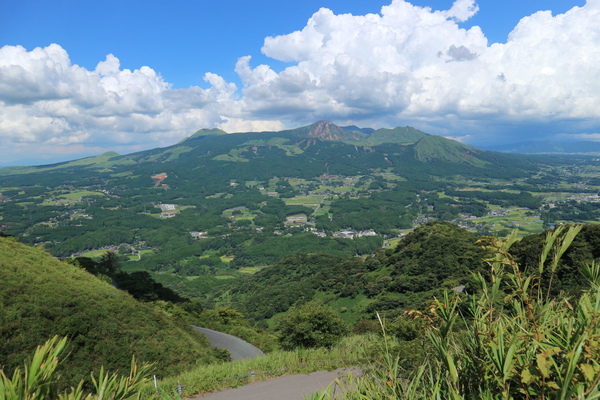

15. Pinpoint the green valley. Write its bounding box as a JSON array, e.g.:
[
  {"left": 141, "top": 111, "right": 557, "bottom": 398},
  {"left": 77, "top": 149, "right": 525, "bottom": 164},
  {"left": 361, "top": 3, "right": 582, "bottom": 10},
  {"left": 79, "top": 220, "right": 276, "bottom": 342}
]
[
  {"left": 1, "top": 122, "right": 600, "bottom": 297},
  {"left": 3, "top": 121, "right": 600, "bottom": 397}
]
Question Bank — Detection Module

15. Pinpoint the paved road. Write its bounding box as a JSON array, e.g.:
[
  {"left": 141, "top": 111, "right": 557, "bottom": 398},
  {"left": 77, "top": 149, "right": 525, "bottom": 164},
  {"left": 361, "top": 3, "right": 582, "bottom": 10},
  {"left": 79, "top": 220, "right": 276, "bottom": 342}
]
[
  {"left": 191, "top": 326, "right": 265, "bottom": 361},
  {"left": 190, "top": 368, "right": 348, "bottom": 400}
]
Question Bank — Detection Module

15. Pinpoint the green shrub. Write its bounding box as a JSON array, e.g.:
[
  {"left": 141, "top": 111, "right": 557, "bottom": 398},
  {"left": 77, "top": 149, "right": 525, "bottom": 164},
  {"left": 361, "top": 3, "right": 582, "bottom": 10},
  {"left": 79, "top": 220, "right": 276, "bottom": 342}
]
[{"left": 275, "top": 302, "right": 348, "bottom": 350}]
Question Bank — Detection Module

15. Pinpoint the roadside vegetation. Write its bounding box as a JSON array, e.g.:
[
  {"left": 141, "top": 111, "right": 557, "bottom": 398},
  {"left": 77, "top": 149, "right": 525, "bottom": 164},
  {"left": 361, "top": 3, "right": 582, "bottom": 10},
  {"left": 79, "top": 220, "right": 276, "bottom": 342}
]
[
  {"left": 5, "top": 225, "right": 600, "bottom": 399},
  {"left": 309, "top": 225, "right": 600, "bottom": 399},
  {"left": 1, "top": 333, "right": 376, "bottom": 399},
  {"left": 149, "top": 334, "right": 371, "bottom": 398}
]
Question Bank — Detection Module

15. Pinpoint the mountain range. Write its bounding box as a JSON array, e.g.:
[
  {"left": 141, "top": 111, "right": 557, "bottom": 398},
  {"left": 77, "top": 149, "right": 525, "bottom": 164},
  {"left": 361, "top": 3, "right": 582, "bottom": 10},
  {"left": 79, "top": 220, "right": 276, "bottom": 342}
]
[
  {"left": 0, "top": 121, "right": 529, "bottom": 180},
  {"left": 0, "top": 120, "right": 549, "bottom": 263},
  {"left": 0, "top": 120, "right": 549, "bottom": 279}
]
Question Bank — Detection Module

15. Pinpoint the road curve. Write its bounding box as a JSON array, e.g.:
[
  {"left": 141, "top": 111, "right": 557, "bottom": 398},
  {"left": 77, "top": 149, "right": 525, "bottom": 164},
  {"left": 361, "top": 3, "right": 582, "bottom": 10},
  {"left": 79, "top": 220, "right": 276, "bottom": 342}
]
[
  {"left": 191, "top": 326, "right": 265, "bottom": 361},
  {"left": 190, "top": 368, "right": 348, "bottom": 400}
]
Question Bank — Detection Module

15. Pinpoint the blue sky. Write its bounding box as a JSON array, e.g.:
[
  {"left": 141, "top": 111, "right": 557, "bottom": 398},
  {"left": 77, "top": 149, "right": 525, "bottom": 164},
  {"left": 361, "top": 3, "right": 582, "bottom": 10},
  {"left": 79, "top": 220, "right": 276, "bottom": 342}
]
[{"left": 0, "top": 0, "right": 597, "bottom": 166}]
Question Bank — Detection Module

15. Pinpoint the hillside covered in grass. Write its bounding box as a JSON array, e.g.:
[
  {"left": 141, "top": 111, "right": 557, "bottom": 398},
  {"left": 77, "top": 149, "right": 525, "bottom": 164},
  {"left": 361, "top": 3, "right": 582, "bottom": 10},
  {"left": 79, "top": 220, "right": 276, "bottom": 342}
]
[{"left": 0, "top": 235, "right": 221, "bottom": 387}]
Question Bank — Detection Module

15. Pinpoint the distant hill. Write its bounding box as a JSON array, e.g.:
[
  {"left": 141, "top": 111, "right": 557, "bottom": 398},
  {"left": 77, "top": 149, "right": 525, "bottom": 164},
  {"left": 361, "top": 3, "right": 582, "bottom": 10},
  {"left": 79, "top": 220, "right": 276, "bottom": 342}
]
[
  {"left": 288, "top": 120, "right": 369, "bottom": 142},
  {"left": 410, "top": 135, "right": 489, "bottom": 167},
  {"left": 341, "top": 125, "right": 376, "bottom": 135},
  {"left": 216, "top": 221, "right": 600, "bottom": 325},
  {"left": 362, "top": 126, "right": 428, "bottom": 145},
  {"left": 179, "top": 128, "right": 228, "bottom": 143},
  {"left": 484, "top": 140, "right": 600, "bottom": 154},
  {"left": 0, "top": 121, "right": 531, "bottom": 181},
  {"left": 0, "top": 151, "right": 125, "bottom": 175},
  {"left": 221, "top": 222, "right": 489, "bottom": 324},
  {"left": 0, "top": 236, "right": 220, "bottom": 386}
]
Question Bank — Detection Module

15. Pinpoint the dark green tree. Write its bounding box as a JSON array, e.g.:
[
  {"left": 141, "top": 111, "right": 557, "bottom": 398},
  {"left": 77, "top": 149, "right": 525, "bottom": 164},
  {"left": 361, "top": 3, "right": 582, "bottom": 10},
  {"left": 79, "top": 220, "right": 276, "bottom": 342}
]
[
  {"left": 274, "top": 302, "right": 347, "bottom": 350},
  {"left": 97, "top": 251, "right": 121, "bottom": 276}
]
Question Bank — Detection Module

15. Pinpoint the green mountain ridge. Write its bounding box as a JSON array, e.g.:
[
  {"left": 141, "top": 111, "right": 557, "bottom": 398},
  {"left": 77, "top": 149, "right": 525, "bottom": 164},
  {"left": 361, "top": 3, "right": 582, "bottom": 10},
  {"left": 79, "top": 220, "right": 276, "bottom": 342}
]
[
  {"left": 297, "top": 120, "right": 368, "bottom": 142},
  {"left": 181, "top": 128, "right": 229, "bottom": 143},
  {"left": 361, "top": 126, "right": 428, "bottom": 146},
  {"left": 0, "top": 121, "right": 519, "bottom": 178},
  {"left": 0, "top": 151, "right": 125, "bottom": 175},
  {"left": 0, "top": 236, "right": 220, "bottom": 386},
  {"left": 411, "top": 135, "right": 489, "bottom": 167}
]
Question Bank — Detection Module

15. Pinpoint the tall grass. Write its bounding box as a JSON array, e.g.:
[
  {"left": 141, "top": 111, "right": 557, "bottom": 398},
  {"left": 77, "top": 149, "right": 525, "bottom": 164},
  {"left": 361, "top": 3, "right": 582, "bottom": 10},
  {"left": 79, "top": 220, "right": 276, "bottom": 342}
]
[
  {"left": 314, "top": 225, "right": 600, "bottom": 399},
  {"left": 0, "top": 336, "right": 156, "bottom": 400},
  {"left": 0, "top": 328, "right": 376, "bottom": 399}
]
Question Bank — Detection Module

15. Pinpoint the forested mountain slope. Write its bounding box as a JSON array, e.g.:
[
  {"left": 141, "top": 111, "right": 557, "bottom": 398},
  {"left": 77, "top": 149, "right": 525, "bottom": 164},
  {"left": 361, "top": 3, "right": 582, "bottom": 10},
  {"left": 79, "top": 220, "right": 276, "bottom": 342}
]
[
  {"left": 0, "top": 121, "right": 531, "bottom": 181},
  {"left": 508, "top": 223, "right": 600, "bottom": 296},
  {"left": 0, "top": 235, "right": 220, "bottom": 387},
  {"left": 211, "top": 222, "right": 600, "bottom": 326},
  {"left": 213, "top": 222, "right": 488, "bottom": 324},
  {"left": 0, "top": 121, "right": 563, "bottom": 303}
]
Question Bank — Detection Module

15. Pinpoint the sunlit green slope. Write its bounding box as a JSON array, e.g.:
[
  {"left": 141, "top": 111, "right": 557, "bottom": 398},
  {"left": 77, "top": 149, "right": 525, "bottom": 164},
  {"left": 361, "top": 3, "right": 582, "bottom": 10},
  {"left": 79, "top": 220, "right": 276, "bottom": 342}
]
[{"left": 0, "top": 236, "right": 219, "bottom": 386}]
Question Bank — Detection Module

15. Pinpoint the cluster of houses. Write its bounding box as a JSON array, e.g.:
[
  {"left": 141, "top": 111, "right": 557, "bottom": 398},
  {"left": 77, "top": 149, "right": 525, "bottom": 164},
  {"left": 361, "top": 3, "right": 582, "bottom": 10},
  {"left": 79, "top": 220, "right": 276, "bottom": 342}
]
[
  {"left": 282, "top": 213, "right": 380, "bottom": 240},
  {"left": 332, "top": 230, "right": 377, "bottom": 239},
  {"left": 159, "top": 203, "right": 178, "bottom": 218}
]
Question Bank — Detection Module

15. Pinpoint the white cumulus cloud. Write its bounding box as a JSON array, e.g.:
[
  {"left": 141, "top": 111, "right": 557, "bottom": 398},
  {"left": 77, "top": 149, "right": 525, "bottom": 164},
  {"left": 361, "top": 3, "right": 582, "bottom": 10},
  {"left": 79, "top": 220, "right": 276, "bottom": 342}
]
[
  {"left": 0, "top": 44, "right": 272, "bottom": 164},
  {"left": 239, "top": 0, "right": 600, "bottom": 141},
  {"left": 1, "top": 0, "right": 600, "bottom": 165}
]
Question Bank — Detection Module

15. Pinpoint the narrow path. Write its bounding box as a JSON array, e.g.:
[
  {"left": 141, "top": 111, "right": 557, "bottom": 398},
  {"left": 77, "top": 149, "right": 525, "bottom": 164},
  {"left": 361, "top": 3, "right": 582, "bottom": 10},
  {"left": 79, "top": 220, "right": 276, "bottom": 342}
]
[
  {"left": 190, "top": 368, "right": 348, "bottom": 400},
  {"left": 191, "top": 326, "right": 265, "bottom": 361}
]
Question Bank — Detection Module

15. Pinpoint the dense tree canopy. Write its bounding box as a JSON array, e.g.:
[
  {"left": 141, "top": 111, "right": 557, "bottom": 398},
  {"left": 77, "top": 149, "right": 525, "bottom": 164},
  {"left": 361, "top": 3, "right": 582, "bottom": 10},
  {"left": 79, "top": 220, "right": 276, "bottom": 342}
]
[{"left": 275, "top": 302, "right": 347, "bottom": 350}]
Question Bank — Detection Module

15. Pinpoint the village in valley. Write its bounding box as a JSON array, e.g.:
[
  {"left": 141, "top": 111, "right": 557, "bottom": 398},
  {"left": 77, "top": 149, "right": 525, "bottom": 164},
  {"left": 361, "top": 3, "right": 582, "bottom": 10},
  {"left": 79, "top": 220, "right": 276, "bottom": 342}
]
[{"left": 7, "top": 158, "right": 596, "bottom": 273}]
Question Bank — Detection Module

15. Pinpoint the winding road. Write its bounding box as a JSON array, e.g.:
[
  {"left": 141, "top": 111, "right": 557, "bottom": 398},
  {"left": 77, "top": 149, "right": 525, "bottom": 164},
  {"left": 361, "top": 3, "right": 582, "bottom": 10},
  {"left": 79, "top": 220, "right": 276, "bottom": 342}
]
[
  {"left": 191, "top": 326, "right": 265, "bottom": 361},
  {"left": 189, "top": 326, "right": 350, "bottom": 399},
  {"left": 190, "top": 368, "right": 348, "bottom": 400}
]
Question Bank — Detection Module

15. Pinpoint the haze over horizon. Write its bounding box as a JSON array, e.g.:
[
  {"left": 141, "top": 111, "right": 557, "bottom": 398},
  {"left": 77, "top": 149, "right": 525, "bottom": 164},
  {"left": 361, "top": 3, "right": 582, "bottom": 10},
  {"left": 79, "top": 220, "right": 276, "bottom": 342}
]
[{"left": 1, "top": 0, "right": 598, "bottom": 167}]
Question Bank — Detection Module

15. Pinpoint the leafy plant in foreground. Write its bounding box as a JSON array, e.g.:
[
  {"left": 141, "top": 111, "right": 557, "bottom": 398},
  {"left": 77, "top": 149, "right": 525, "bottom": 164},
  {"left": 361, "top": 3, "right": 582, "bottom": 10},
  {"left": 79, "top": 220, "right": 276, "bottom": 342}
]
[
  {"left": 0, "top": 335, "right": 181, "bottom": 400},
  {"left": 317, "top": 225, "right": 600, "bottom": 399}
]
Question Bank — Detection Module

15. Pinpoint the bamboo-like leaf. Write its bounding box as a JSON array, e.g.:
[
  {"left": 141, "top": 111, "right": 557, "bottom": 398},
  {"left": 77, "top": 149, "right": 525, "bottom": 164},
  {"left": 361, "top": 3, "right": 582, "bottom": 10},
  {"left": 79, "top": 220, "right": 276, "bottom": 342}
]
[
  {"left": 547, "top": 381, "right": 560, "bottom": 389},
  {"left": 521, "top": 368, "right": 532, "bottom": 384},
  {"left": 559, "top": 332, "right": 588, "bottom": 400},
  {"left": 536, "top": 352, "right": 551, "bottom": 379},
  {"left": 502, "top": 335, "right": 518, "bottom": 382},
  {"left": 540, "top": 225, "right": 563, "bottom": 274},
  {"left": 446, "top": 352, "right": 459, "bottom": 387},
  {"left": 551, "top": 225, "right": 582, "bottom": 274},
  {"left": 582, "top": 261, "right": 600, "bottom": 289},
  {"left": 581, "top": 363, "right": 597, "bottom": 382},
  {"left": 546, "top": 225, "right": 582, "bottom": 301}
]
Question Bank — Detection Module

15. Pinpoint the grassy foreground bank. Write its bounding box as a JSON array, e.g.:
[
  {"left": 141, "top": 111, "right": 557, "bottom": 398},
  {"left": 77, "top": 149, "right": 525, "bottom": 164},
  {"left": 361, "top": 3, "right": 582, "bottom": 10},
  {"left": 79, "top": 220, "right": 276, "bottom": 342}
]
[
  {"left": 0, "top": 334, "right": 380, "bottom": 399},
  {"left": 144, "top": 334, "right": 375, "bottom": 398}
]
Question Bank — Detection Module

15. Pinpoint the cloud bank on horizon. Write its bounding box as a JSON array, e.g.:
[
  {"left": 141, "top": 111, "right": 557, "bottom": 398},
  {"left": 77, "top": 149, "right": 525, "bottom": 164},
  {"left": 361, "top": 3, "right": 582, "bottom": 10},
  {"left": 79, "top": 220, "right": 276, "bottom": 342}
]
[{"left": 1, "top": 0, "right": 599, "bottom": 165}]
